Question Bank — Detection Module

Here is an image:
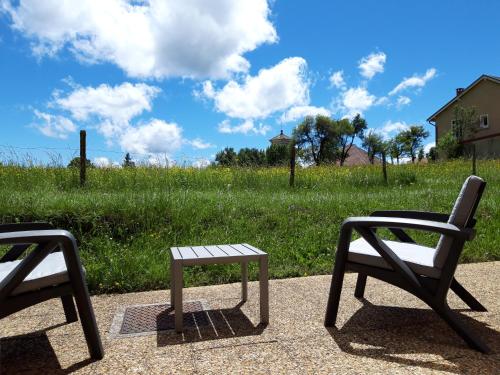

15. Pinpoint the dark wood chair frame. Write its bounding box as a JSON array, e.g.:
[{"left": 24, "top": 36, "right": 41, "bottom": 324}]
[
  {"left": 0, "top": 223, "right": 104, "bottom": 359},
  {"left": 324, "top": 183, "right": 490, "bottom": 353}
]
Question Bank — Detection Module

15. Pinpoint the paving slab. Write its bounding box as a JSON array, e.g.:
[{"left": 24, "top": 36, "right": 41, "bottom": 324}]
[{"left": 1, "top": 261, "right": 499, "bottom": 374}]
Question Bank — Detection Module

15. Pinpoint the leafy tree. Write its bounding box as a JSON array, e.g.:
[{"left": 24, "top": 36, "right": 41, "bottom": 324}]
[
  {"left": 266, "top": 144, "right": 290, "bottom": 166},
  {"left": 123, "top": 152, "right": 136, "bottom": 168},
  {"left": 417, "top": 147, "right": 425, "bottom": 162},
  {"left": 293, "top": 115, "right": 340, "bottom": 165},
  {"left": 426, "top": 146, "right": 437, "bottom": 162},
  {"left": 453, "top": 104, "right": 478, "bottom": 174},
  {"left": 338, "top": 114, "right": 367, "bottom": 166},
  {"left": 397, "top": 125, "right": 429, "bottom": 163},
  {"left": 388, "top": 138, "right": 405, "bottom": 165},
  {"left": 437, "top": 131, "right": 463, "bottom": 159},
  {"left": 67, "top": 157, "right": 93, "bottom": 168},
  {"left": 237, "top": 148, "right": 266, "bottom": 167},
  {"left": 215, "top": 147, "right": 238, "bottom": 166},
  {"left": 362, "top": 130, "right": 384, "bottom": 164}
]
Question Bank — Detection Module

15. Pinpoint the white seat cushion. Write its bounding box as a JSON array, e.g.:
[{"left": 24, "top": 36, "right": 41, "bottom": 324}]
[
  {"left": 348, "top": 238, "right": 441, "bottom": 278},
  {"left": 0, "top": 252, "right": 69, "bottom": 295}
]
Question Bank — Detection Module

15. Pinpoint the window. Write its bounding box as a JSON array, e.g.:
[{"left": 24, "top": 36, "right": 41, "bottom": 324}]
[
  {"left": 479, "top": 114, "right": 489, "bottom": 129},
  {"left": 451, "top": 119, "right": 463, "bottom": 139}
]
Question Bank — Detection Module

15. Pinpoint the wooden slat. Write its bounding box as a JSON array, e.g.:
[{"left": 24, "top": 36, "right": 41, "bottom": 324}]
[
  {"left": 230, "top": 244, "right": 258, "bottom": 256},
  {"left": 170, "top": 247, "right": 183, "bottom": 260},
  {"left": 176, "top": 246, "right": 199, "bottom": 260},
  {"left": 217, "top": 244, "right": 243, "bottom": 256},
  {"left": 204, "top": 245, "right": 229, "bottom": 258},
  {"left": 241, "top": 243, "right": 266, "bottom": 255},
  {"left": 191, "top": 246, "right": 214, "bottom": 258}
]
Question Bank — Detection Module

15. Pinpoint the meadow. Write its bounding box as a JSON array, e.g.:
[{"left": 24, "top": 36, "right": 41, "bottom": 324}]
[{"left": 0, "top": 160, "right": 498, "bottom": 294}]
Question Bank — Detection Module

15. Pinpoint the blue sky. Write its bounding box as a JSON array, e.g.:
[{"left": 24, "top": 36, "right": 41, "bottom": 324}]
[{"left": 1, "top": 0, "right": 499, "bottom": 166}]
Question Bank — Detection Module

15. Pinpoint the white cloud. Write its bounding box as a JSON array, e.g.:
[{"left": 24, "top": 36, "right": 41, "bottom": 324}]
[
  {"left": 2, "top": 0, "right": 277, "bottom": 79},
  {"left": 188, "top": 138, "right": 215, "bottom": 149},
  {"left": 33, "top": 110, "right": 77, "bottom": 139},
  {"left": 424, "top": 141, "right": 435, "bottom": 153},
  {"left": 279, "top": 105, "right": 330, "bottom": 123},
  {"left": 192, "top": 159, "right": 211, "bottom": 168},
  {"left": 337, "top": 87, "right": 377, "bottom": 117},
  {"left": 396, "top": 95, "right": 411, "bottom": 107},
  {"left": 358, "top": 52, "right": 386, "bottom": 80},
  {"left": 93, "top": 156, "right": 112, "bottom": 168},
  {"left": 389, "top": 68, "right": 437, "bottom": 95},
  {"left": 120, "top": 119, "right": 183, "bottom": 155},
  {"left": 202, "top": 57, "right": 309, "bottom": 119},
  {"left": 329, "top": 70, "right": 345, "bottom": 89},
  {"left": 217, "top": 119, "right": 270, "bottom": 135},
  {"left": 53, "top": 83, "right": 160, "bottom": 130},
  {"left": 378, "top": 120, "right": 410, "bottom": 139}
]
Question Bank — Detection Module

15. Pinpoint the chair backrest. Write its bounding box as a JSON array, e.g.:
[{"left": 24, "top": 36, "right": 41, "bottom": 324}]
[{"left": 434, "top": 175, "right": 486, "bottom": 269}]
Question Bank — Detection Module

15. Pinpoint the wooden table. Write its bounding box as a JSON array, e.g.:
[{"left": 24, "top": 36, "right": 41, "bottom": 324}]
[{"left": 169, "top": 243, "right": 269, "bottom": 332}]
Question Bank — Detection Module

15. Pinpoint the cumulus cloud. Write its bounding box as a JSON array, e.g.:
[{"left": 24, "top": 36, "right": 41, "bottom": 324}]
[
  {"left": 279, "top": 105, "right": 330, "bottom": 123},
  {"left": 217, "top": 119, "right": 271, "bottom": 135},
  {"left": 358, "top": 52, "right": 386, "bottom": 80},
  {"left": 120, "top": 119, "right": 183, "bottom": 155},
  {"left": 202, "top": 57, "right": 309, "bottom": 120},
  {"left": 93, "top": 156, "right": 118, "bottom": 168},
  {"left": 378, "top": 120, "right": 410, "bottom": 139},
  {"left": 329, "top": 70, "right": 345, "bottom": 89},
  {"left": 2, "top": 0, "right": 277, "bottom": 79},
  {"left": 424, "top": 141, "right": 435, "bottom": 153},
  {"left": 192, "top": 158, "right": 211, "bottom": 168},
  {"left": 33, "top": 110, "right": 77, "bottom": 139},
  {"left": 389, "top": 68, "right": 437, "bottom": 95},
  {"left": 188, "top": 138, "right": 215, "bottom": 149},
  {"left": 337, "top": 87, "right": 377, "bottom": 118},
  {"left": 396, "top": 95, "right": 411, "bottom": 107}
]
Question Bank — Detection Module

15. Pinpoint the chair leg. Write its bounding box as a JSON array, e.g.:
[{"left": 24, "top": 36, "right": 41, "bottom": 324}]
[
  {"left": 72, "top": 281, "right": 104, "bottom": 359},
  {"left": 354, "top": 274, "right": 367, "bottom": 299},
  {"left": 61, "top": 295, "right": 78, "bottom": 323},
  {"left": 324, "top": 251, "right": 348, "bottom": 327},
  {"left": 434, "top": 303, "right": 490, "bottom": 353},
  {"left": 451, "top": 278, "right": 487, "bottom": 312}
]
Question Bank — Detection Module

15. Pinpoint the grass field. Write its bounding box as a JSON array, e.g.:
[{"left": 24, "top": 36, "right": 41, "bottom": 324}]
[{"left": 0, "top": 160, "right": 498, "bottom": 294}]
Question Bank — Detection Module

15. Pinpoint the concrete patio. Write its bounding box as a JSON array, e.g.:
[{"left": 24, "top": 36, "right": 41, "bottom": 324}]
[{"left": 1, "top": 261, "right": 499, "bottom": 374}]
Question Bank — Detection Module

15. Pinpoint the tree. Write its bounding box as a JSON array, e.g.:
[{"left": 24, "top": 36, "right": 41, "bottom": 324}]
[
  {"left": 265, "top": 144, "right": 290, "bottom": 166},
  {"left": 362, "top": 130, "right": 384, "bottom": 164},
  {"left": 123, "top": 153, "right": 135, "bottom": 168},
  {"left": 453, "top": 104, "right": 478, "bottom": 174},
  {"left": 417, "top": 147, "right": 425, "bottom": 162},
  {"left": 397, "top": 125, "right": 429, "bottom": 163},
  {"left": 215, "top": 147, "right": 237, "bottom": 166},
  {"left": 437, "top": 131, "right": 463, "bottom": 159},
  {"left": 67, "top": 157, "right": 93, "bottom": 169},
  {"left": 338, "top": 114, "right": 367, "bottom": 166},
  {"left": 426, "top": 146, "right": 437, "bottom": 162},
  {"left": 388, "top": 138, "right": 404, "bottom": 164},
  {"left": 293, "top": 115, "right": 340, "bottom": 165},
  {"left": 237, "top": 148, "right": 266, "bottom": 167}
]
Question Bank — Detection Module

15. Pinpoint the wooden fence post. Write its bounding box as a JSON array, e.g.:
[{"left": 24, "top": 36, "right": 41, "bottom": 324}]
[
  {"left": 80, "top": 130, "right": 86, "bottom": 187},
  {"left": 289, "top": 143, "right": 296, "bottom": 187}
]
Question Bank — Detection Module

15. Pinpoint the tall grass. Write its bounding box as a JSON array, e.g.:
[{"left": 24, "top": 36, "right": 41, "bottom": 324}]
[{"left": 0, "top": 160, "right": 498, "bottom": 294}]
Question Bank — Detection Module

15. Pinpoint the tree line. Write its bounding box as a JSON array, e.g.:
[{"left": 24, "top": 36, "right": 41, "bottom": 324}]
[{"left": 215, "top": 113, "right": 429, "bottom": 167}]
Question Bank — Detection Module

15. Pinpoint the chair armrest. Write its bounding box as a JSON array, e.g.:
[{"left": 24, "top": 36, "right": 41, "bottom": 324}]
[
  {"left": 343, "top": 217, "right": 474, "bottom": 240},
  {"left": 0, "top": 230, "right": 76, "bottom": 245},
  {"left": 370, "top": 210, "right": 450, "bottom": 223},
  {"left": 0, "top": 222, "right": 54, "bottom": 233}
]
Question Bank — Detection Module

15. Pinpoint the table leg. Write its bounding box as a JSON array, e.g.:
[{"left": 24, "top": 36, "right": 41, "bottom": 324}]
[
  {"left": 241, "top": 261, "right": 248, "bottom": 302},
  {"left": 173, "top": 261, "right": 183, "bottom": 332},
  {"left": 259, "top": 255, "right": 269, "bottom": 324}
]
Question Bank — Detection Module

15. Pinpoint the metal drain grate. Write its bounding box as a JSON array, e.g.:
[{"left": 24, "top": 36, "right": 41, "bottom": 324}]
[{"left": 119, "top": 301, "right": 210, "bottom": 335}]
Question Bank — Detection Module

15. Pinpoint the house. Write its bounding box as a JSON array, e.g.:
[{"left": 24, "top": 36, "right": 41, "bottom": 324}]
[
  {"left": 427, "top": 74, "right": 500, "bottom": 158},
  {"left": 340, "top": 144, "right": 380, "bottom": 166},
  {"left": 269, "top": 130, "right": 292, "bottom": 146}
]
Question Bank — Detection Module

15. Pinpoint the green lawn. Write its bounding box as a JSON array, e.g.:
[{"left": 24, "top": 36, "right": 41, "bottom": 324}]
[{"left": 0, "top": 160, "right": 498, "bottom": 294}]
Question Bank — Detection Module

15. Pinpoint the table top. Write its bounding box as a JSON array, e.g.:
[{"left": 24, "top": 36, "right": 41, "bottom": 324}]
[{"left": 170, "top": 243, "right": 266, "bottom": 263}]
